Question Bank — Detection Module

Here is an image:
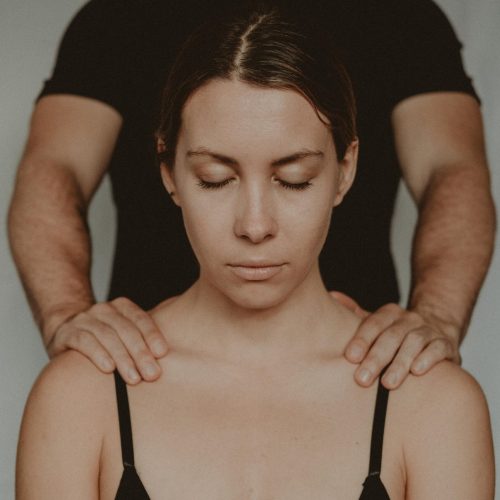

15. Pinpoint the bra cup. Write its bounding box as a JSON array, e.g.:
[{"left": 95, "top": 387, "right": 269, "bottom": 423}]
[
  {"left": 359, "top": 472, "right": 391, "bottom": 500},
  {"left": 115, "top": 464, "right": 151, "bottom": 500}
]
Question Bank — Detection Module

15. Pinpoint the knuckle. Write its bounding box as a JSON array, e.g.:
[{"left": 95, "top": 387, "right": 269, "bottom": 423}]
[
  {"left": 129, "top": 310, "right": 151, "bottom": 329},
  {"left": 384, "top": 328, "right": 403, "bottom": 342},
  {"left": 127, "top": 339, "right": 149, "bottom": 355},
  {"left": 95, "top": 325, "right": 115, "bottom": 340},
  {"left": 363, "top": 353, "right": 383, "bottom": 370},
  {"left": 134, "top": 350, "right": 155, "bottom": 365},
  {"left": 388, "top": 360, "right": 406, "bottom": 373},
  {"left": 142, "top": 327, "right": 161, "bottom": 342},
  {"left": 406, "top": 329, "right": 426, "bottom": 345},
  {"left": 382, "top": 302, "right": 400, "bottom": 315},
  {"left": 106, "top": 326, "right": 131, "bottom": 346},
  {"left": 405, "top": 311, "right": 422, "bottom": 325},
  {"left": 70, "top": 330, "right": 91, "bottom": 349},
  {"left": 364, "top": 315, "right": 387, "bottom": 334},
  {"left": 112, "top": 296, "right": 133, "bottom": 309},
  {"left": 432, "top": 337, "right": 448, "bottom": 349},
  {"left": 120, "top": 324, "right": 144, "bottom": 343},
  {"left": 431, "top": 337, "right": 449, "bottom": 350},
  {"left": 354, "top": 337, "right": 370, "bottom": 349},
  {"left": 91, "top": 302, "right": 113, "bottom": 316},
  {"left": 78, "top": 313, "right": 96, "bottom": 327},
  {"left": 368, "top": 341, "right": 397, "bottom": 364}
]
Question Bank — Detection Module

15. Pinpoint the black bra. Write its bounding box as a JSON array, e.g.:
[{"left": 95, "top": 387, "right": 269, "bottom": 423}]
[{"left": 113, "top": 370, "right": 391, "bottom": 499}]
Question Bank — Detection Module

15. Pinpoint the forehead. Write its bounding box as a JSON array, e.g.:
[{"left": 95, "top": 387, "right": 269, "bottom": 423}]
[{"left": 180, "top": 79, "right": 332, "bottom": 154}]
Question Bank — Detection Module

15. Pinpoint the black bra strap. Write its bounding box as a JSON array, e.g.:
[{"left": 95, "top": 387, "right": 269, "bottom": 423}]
[
  {"left": 113, "top": 370, "right": 135, "bottom": 467},
  {"left": 368, "top": 375, "right": 390, "bottom": 475}
]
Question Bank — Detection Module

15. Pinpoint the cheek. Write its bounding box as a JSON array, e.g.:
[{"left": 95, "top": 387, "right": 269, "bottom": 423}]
[
  {"left": 178, "top": 191, "right": 232, "bottom": 266},
  {"left": 285, "top": 198, "right": 333, "bottom": 262},
  {"left": 280, "top": 180, "right": 337, "bottom": 258}
]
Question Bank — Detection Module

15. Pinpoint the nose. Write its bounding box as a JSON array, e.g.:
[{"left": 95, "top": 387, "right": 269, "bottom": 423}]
[{"left": 234, "top": 182, "right": 278, "bottom": 244}]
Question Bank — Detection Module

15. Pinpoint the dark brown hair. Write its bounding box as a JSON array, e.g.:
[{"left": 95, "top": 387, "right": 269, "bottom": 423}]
[{"left": 157, "top": 5, "right": 356, "bottom": 166}]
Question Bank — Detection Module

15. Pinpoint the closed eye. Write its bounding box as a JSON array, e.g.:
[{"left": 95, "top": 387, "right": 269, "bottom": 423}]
[
  {"left": 277, "top": 179, "right": 312, "bottom": 191},
  {"left": 197, "top": 179, "right": 233, "bottom": 189},
  {"left": 197, "top": 178, "right": 312, "bottom": 191}
]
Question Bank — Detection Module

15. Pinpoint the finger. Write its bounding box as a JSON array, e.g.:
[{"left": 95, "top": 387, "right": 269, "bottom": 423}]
[
  {"left": 47, "top": 322, "right": 114, "bottom": 373},
  {"left": 345, "top": 303, "right": 403, "bottom": 364},
  {"left": 381, "top": 329, "right": 430, "bottom": 389},
  {"left": 63, "top": 328, "right": 116, "bottom": 373},
  {"left": 86, "top": 323, "right": 143, "bottom": 384},
  {"left": 330, "top": 291, "right": 370, "bottom": 318},
  {"left": 410, "top": 337, "right": 454, "bottom": 375},
  {"left": 353, "top": 313, "right": 424, "bottom": 386},
  {"left": 112, "top": 297, "right": 168, "bottom": 358},
  {"left": 93, "top": 303, "right": 161, "bottom": 382},
  {"left": 70, "top": 313, "right": 142, "bottom": 384}
]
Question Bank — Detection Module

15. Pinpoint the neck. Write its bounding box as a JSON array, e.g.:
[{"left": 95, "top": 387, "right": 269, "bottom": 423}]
[{"left": 153, "top": 263, "right": 356, "bottom": 365}]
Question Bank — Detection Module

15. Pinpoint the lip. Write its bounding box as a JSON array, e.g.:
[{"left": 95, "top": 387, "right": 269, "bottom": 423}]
[{"left": 228, "top": 263, "right": 285, "bottom": 281}]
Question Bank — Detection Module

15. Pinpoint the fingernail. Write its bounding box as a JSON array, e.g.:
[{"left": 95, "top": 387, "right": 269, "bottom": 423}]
[
  {"left": 358, "top": 369, "right": 371, "bottom": 384},
  {"left": 383, "top": 372, "right": 397, "bottom": 387},
  {"left": 152, "top": 341, "right": 167, "bottom": 356},
  {"left": 144, "top": 363, "right": 158, "bottom": 378},
  {"left": 101, "top": 358, "right": 114, "bottom": 371},
  {"left": 348, "top": 344, "right": 364, "bottom": 361},
  {"left": 414, "top": 360, "right": 426, "bottom": 373},
  {"left": 128, "top": 368, "right": 140, "bottom": 383}
]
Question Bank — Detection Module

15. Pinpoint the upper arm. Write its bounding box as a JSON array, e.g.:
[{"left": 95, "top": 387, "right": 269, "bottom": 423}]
[
  {"left": 16, "top": 352, "right": 108, "bottom": 499},
  {"left": 402, "top": 363, "right": 494, "bottom": 500},
  {"left": 392, "top": 92, "right": 489, "bottom": 204},
  {"left": 19, "top": 94, "right": 122, "bottom": 202}
]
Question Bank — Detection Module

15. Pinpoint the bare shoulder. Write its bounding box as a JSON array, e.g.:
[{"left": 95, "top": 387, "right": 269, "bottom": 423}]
[
  {"left": 389, "top": 361, "right": 494, "bottom": 499},
  {"left": 25, "top": 350, "right": 113, "bottom": 427},
  {"left": 17, "top": 351, "right": 115, "bottom": 497},
  {"left": 33, "top": 349, "right": 110, "bottom": 393},
  {"left": 393, "top": 360, "right": 489, "bottom": 419}
]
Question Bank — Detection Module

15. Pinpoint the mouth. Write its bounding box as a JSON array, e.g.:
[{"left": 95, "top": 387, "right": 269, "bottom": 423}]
[{"left": 227, "top": 263, "right": 286, "bottom": 281}]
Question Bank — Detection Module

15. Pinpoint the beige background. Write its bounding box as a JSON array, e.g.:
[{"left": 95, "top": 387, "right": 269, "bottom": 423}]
[{"left": 1, "top": 1, "right": 499, "bottom": 497}]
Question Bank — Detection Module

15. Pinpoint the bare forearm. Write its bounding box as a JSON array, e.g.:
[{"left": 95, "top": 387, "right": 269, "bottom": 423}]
[
  {"left": 8, "top": 159, "right": 95, "bottom": 345},
  {"left": 408, "top": 165, "right": 496, "bottom": 343}
]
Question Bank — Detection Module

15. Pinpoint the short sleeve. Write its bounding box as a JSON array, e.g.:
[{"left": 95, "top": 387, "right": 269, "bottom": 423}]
[
  {"left": 37, "top": 0, "right": 132, "bottom": 115},
  {"left": 389, "top": 0, "right": 480, "bottom": 107}
]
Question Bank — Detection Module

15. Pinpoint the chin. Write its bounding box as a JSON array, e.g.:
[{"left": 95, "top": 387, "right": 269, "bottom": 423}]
[{"left": 224, "top": 284, "right": 293, "bottom": 311}]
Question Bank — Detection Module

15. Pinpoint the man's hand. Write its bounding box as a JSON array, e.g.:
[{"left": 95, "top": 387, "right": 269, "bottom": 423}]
[
  {"left": 332, "top": 291, "right": 461, "bottom": 389},
  {"left": 46, "top": 297, "right": 168, "bottom": 384}
]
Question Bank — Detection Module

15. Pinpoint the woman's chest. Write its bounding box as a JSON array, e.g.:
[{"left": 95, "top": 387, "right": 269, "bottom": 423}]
[{"left": 100, "top": 363, "right": 405, "bottom": 499}]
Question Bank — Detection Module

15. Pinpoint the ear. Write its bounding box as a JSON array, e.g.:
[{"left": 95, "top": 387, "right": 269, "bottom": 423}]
[
  {"left": 333, "top": 139, "right": 359, "bottom": 207},
  {"left": 157, "top": 138, "right": 180, "bottom": 206}
]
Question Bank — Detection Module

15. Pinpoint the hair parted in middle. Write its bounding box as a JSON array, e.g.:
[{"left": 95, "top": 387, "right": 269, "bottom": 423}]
[{"left": 156, "top": 3, "right": 357, "bottom": 167}]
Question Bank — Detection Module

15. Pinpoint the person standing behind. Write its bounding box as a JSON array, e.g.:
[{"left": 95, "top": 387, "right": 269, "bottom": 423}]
[{"left": 8, "top": 0, "right": 495, "bottom": 386}]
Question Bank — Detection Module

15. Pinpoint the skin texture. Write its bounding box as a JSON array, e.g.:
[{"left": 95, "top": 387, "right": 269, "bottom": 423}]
[{"left": 16, "top": 81, "right": 495, "bottom": 499}]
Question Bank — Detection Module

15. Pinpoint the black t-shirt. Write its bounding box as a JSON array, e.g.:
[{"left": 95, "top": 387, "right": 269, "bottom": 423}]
[{"left": 39, "top": 0, "right": 478, "bottom": 310}]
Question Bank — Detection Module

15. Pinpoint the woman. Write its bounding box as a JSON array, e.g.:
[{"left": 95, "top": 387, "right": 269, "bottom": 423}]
[{"left": 16, "top": 6, "right": 494, "bottom": 499}]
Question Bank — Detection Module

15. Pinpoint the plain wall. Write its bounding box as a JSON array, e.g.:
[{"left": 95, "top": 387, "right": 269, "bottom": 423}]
[{"left": 1, "top": 1, "right": 498, "bottom": 497}]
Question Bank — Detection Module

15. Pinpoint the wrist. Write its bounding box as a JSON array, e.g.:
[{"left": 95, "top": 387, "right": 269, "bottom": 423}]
[
  {"left": 409, "top": 300, "right": 463, "bottom": 345},
  {"left": 40, "top": 301, "right": 94, "bottom": 347}
]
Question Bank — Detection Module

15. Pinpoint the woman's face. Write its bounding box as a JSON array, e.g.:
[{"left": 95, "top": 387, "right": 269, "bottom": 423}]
[{"left": 160, "top": 78, "right": 357, "bottom": 309}]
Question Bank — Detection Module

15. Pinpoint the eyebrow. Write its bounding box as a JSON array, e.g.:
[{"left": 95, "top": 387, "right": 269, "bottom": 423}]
[{"left": 186, "top": 147, "right": 324, "bottom": 167}]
